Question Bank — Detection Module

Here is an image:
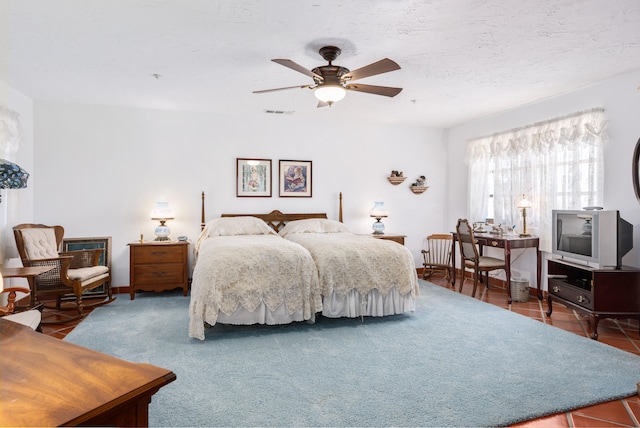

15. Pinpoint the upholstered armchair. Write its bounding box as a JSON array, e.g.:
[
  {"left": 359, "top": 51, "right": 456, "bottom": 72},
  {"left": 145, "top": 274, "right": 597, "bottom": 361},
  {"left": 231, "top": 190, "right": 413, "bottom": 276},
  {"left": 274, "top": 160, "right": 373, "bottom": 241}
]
[{"left": 13, "top": 224, "right": 114, "bottom": 322}]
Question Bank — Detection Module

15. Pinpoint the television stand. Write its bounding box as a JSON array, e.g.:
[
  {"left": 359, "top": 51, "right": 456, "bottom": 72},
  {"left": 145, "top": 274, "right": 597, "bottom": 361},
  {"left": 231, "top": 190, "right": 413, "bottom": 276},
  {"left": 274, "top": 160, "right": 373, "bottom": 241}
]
[{"left": 546, "top": 258, "right": 640, "bottom": 340}]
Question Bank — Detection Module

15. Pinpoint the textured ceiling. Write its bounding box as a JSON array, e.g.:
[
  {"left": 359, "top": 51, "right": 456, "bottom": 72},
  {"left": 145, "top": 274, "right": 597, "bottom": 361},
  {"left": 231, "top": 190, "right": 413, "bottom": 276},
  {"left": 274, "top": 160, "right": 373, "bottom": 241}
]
[{"left": 1, "top": 0, "right": 639, "bottom": 128}]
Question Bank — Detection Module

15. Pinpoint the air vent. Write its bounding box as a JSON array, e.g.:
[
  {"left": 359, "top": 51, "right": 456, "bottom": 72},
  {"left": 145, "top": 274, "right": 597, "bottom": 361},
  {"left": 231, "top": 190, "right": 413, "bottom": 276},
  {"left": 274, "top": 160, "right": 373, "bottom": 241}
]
[{"left": 263, "top": 109, "right": 295, "bottom": 115}]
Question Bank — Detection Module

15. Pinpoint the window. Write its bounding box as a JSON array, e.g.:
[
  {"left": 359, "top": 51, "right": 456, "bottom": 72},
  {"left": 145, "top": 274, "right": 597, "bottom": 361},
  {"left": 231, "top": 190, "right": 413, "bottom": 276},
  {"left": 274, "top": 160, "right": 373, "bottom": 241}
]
[{"left": 465, "top": 108, "right": 607, "bottom": 253}]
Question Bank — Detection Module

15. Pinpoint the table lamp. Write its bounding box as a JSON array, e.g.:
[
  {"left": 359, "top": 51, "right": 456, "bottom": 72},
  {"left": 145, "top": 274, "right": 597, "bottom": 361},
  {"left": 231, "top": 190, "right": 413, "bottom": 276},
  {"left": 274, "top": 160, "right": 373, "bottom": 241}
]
[
  {"left": 150, "top": 201, "right": 175, "bottom": 241},
  {"left": 370, "top": 202, "right": 388, "bottom": 235},
  {"left": 517, "top": 194, "right": 532, "bottom": 237}
]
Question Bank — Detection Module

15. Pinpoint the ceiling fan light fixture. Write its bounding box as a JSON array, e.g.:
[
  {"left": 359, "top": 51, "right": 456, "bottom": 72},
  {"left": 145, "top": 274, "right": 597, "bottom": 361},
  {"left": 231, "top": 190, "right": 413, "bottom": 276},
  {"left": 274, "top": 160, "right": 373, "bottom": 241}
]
[{"left": 314, "top": 85, "right": 346, "bottom": 104}]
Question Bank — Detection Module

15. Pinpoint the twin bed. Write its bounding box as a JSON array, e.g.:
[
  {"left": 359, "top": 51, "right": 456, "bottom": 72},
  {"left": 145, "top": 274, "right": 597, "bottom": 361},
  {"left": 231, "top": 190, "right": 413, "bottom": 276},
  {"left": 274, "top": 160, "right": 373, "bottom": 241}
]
[{"left": 189, "top": 193, "right": 419, "bottom": 340}]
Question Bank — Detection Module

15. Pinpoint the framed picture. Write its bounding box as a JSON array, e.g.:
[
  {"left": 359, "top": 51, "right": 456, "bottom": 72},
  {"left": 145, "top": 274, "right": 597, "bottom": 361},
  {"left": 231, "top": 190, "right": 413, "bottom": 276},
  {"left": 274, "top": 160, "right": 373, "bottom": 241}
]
[
  {"left": 62, "top": 236, "right": 112, "bottom": 295},
  {"left": 279, "top": 160, "right": 312, "bottom": 197},
  {"left": 236, "top": 158, "right": 272, "bottom": 197}
]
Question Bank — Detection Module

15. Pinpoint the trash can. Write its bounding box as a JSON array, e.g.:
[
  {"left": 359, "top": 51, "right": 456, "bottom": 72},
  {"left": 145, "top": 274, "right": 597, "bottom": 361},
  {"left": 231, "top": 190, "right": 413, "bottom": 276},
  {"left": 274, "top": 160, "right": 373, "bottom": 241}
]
[{"left": 510, "top": 278, "right": 530, "bottom": 302}]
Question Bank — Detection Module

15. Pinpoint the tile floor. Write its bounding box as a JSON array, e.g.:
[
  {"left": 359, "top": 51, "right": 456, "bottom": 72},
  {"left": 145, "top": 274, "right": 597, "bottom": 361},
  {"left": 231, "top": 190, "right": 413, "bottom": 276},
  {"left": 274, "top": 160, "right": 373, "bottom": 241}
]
[{"left": 39, "top": 276, "right": 640, "bottom": 427}]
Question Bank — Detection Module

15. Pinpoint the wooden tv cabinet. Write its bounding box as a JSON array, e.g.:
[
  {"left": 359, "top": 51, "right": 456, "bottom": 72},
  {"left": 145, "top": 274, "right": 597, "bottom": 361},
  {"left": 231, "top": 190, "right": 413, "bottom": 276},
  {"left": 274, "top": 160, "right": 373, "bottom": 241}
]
[
  {"left": 546, "top": 258, "right": 640, "bottom": 340},
  {"left": 0, "top": 318, "right": 176, "bottom": 427}
]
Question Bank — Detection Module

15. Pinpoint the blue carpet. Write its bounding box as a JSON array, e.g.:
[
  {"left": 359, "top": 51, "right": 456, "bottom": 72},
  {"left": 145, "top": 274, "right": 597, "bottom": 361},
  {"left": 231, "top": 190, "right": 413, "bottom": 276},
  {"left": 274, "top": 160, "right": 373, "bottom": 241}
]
[{"left": 65, "top": 280, "right": 640, "bottom": 427}]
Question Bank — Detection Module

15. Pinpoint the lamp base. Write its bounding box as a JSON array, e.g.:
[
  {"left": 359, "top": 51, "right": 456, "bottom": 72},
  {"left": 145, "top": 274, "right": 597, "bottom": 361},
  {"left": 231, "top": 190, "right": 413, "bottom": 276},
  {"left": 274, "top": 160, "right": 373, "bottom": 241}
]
[
  {"left": 519, "top": 233, "right": 531, "bottom": 238},
  {"left": 372, "top": 218, "right": 385, "bottom": 235},
  {"left": 154, "top": 224, "right": 171, "bottom": 241}
]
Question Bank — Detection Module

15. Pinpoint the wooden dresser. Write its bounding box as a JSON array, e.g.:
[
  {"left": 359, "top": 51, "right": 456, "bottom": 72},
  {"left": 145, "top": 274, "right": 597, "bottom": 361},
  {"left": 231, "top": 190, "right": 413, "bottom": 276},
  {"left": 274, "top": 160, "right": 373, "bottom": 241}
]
[
  {"left": 128, "top": 241, "right": 189, "bottom": 300},
  {"left": 0, "top": 318, "right": 175, "bottom": 427}
]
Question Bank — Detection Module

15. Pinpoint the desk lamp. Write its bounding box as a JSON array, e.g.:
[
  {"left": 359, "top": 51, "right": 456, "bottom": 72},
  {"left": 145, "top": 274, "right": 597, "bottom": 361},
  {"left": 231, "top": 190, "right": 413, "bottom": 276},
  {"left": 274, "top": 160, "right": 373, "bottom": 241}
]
[{"left": 517, "top": 194, "right": 532, "bottom": 237}]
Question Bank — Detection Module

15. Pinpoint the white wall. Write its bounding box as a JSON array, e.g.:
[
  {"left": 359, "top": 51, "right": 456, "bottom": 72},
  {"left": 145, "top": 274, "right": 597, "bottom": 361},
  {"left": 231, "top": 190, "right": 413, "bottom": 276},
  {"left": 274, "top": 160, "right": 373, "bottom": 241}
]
[
  {"left": 32, "top": 101, "right": 448, "bottom": 286},
  {"left": 0, "top": 80, "right": 34, "bottom": 229},
  {"left": 0, "top": 80, "right": 34, "bottom": 294},
  {"left": 447, "top": 68, "right": 640, "bottom": 290}
]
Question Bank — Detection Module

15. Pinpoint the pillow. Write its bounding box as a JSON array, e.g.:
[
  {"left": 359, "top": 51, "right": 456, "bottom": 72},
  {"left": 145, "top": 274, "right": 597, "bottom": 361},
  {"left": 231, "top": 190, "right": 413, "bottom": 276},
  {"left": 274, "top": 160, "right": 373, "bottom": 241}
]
[
  {"left": 204, "top": 216, "right": 276, "bottom": 237},
  {"left": 279, "top": 219, "right": 349, "bottom": 237},
  {"left": 19, "top": 228, "right": 60, "bottom": 259}
]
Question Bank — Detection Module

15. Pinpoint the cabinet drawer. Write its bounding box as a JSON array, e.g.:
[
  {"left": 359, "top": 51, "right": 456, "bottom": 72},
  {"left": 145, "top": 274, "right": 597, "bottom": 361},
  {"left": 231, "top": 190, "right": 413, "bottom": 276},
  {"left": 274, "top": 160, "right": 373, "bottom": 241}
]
[
  {"left": 549, "top": 280, "right": 593, "bottom": 310},
  {"left": 133, "top": 263, "right": 184, "bottom": 285},
  {"left": 133, "top": 246, "right": 184, "bottom": 264}
]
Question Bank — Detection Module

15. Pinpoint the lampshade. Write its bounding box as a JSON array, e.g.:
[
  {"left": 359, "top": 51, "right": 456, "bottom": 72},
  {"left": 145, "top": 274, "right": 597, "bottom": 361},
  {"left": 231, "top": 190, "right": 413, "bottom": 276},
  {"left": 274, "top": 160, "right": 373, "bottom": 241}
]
[
  {"left": 370, "top": 202, "right": 389, "bottom": 218},
  {"left": 0, "top": 158, "right": 29, "bottom": 189},
  {"left": 0, "top": 270, "right": 4, "bottom": 293},
  {"left": 517, "top": 195, "right": 532, "bottom": 209},
  {"left": 314, "top": 85, "right": 346, "bottom": 104},
  {"left": 150, "top": 201, "right": 175, "bottom": 221},
  {"left": 150, "top": 201, "right": 175, "bottom": 241}
]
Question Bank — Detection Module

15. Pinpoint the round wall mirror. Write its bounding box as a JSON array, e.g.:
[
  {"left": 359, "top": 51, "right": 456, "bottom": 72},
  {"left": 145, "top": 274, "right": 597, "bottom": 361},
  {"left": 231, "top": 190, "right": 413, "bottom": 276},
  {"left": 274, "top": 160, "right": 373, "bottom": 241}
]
[{"left": 634, "top": 137, "right": 640, "bottom": 202}]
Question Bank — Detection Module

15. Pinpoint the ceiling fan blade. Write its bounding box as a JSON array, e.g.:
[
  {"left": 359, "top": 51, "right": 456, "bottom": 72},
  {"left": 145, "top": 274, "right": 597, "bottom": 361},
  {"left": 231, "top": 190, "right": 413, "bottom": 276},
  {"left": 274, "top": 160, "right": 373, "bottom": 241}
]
[
  {"left": 343, "top": 58, "right": 400, "bottom": 82},
  {"left": 345, "top": 83, "right": 403, "bottom": 97},
  {"left": 253, "top": 84, "right": 311, "bottom": 94},
  {"left": 272, "top": 59, "right": 323, "bottom": 80}
]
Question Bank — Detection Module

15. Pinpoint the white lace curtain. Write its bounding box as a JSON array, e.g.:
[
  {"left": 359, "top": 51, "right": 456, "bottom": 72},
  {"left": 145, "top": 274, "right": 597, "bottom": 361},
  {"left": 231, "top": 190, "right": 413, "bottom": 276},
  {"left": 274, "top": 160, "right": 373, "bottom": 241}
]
[
  {"left": 465, "top": 108, "right": 607, "bottom": 253},
  {"left": 0, "top": 106, "right": 25, "bottom": 264}
]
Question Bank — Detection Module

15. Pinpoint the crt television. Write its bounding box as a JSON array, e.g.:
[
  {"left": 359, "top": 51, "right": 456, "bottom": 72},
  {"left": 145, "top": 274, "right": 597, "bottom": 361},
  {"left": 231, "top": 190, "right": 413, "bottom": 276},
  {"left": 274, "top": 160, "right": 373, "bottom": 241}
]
[{"left": 552, "top": 209, "right": 633, "bottom": 269}]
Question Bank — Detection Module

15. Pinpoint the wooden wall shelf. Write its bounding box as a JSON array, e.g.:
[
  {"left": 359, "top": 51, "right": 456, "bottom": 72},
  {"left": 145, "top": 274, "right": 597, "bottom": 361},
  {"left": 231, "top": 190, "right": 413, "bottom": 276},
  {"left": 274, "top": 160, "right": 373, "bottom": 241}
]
[
  {"left": 410, "top": 186, "right": 428, "bottom": 194},
  {"left": 387, "top": 176, "right": 407, "bottom": 185}
]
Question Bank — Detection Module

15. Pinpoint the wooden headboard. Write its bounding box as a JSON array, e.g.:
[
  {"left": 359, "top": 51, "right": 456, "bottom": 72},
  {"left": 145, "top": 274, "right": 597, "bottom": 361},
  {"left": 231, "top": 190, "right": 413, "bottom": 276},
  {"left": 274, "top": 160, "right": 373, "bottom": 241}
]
[{"left": 200, "top": 191, "right": 343, "bottom": 232}]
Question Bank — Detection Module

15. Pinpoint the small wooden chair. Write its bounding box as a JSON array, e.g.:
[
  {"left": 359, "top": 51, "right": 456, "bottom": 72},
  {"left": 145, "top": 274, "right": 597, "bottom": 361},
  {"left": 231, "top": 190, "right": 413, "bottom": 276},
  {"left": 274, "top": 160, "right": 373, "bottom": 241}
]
[
  {"left": 13, "top": 224, "right": 115, "bottom": 323},
  {"left": 1, "top": 272, "right": 41, "bottom": 330},
  {"left": 421, "top": 234, "right": 453, "bottom": 281},
  {"left": 455, "top": 219, "right": 506, "bottom": 297}
]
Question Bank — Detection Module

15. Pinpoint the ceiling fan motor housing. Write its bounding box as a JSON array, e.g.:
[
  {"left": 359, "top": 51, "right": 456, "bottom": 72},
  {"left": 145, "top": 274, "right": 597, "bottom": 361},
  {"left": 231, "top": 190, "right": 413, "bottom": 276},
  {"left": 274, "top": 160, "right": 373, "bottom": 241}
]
[{"left": 311, "top": 65, "right": 350, "bottom": 87}]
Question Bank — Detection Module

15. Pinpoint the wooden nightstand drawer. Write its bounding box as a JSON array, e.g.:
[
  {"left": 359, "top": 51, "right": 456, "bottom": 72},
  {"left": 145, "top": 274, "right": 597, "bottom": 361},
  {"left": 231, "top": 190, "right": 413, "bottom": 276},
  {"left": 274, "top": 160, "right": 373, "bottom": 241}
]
[
  {"left": 128, "top": 241, "right": 189, "bottom": 300},
  {"left": 133, "top": 263, "right": 185, "bottom": 285},
  {"left": 132, "top": 246, "right": 185, "bottom": 264}
]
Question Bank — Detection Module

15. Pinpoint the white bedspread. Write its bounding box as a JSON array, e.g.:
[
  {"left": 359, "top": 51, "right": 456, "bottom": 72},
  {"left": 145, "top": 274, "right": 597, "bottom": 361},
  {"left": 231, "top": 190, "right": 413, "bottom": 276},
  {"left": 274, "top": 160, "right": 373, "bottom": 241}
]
[
  {"left": 282, "top": 233, "right": 419, "bottom": 299},
  {"left": 189, "top": 235, "right": 322, "bottom": 340}
]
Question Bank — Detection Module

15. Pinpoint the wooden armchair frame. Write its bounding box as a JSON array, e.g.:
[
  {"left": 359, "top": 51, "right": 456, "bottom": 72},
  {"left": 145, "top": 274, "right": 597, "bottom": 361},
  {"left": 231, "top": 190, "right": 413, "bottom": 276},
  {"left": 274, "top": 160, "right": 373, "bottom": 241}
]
[
  {"left": 0, "top": 285, "right": 42, "bottom": 331},
  {"left": 13, "top": 224, "right": 115, "bottom": 322}
]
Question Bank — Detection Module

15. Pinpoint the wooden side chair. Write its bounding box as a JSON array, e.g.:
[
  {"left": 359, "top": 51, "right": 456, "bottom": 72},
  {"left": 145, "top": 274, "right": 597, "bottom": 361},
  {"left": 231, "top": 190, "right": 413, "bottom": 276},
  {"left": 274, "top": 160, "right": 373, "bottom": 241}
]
[
  {"left": 13, "top": 224, "right": 115, "bottom": 323},
  {"left": 421, "top": 234, "right": 453, "bottom": 281},
  {"left": 455, "top": 219, "right": 506, "bottom": 297}
]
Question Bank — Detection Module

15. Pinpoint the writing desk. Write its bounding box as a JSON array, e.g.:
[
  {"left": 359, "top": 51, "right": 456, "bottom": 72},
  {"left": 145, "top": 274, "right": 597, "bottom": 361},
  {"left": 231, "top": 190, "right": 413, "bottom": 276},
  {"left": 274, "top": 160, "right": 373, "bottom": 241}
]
[
  {"left": 0, "top": 318, "right": 176, "bottom": 427},
  {"left": 0, "top": 266, "right": 55, "bottom": 309},
  {"left": 451, "top": 233, "right": 542, "bottom": 303}
]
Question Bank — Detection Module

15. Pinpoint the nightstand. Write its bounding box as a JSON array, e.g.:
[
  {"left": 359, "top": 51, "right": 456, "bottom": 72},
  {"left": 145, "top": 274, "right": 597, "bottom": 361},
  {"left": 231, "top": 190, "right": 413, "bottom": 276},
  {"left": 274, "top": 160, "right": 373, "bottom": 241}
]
[
  {"left": 128, "top": 241, "right": 189, "bottom": 300},
  {"left": 372, "top": 234, "right": 406, "bottom": 245}
]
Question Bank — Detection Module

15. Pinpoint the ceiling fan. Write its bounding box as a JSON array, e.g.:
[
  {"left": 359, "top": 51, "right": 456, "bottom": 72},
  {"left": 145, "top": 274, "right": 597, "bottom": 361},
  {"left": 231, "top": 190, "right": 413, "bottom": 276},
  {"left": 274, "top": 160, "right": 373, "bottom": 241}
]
[{"left": 253, "top": 46, "right": 402, "bottom": 107}]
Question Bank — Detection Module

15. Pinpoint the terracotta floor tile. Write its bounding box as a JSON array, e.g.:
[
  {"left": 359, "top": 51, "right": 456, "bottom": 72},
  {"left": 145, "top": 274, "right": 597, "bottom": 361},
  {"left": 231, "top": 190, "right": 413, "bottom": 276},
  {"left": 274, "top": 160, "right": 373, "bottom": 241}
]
[
  {"left": 569, "top": 413, "right": 634, "bottom": 427},
  {"left": 510, "top": 413, "right": 570, "bottom": 427},
  {"left": 626, "top": 399, "right": 640, "bottom": 424},
  {"left": 573, "top": 400, "right": 636, "bottom": 426}
]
